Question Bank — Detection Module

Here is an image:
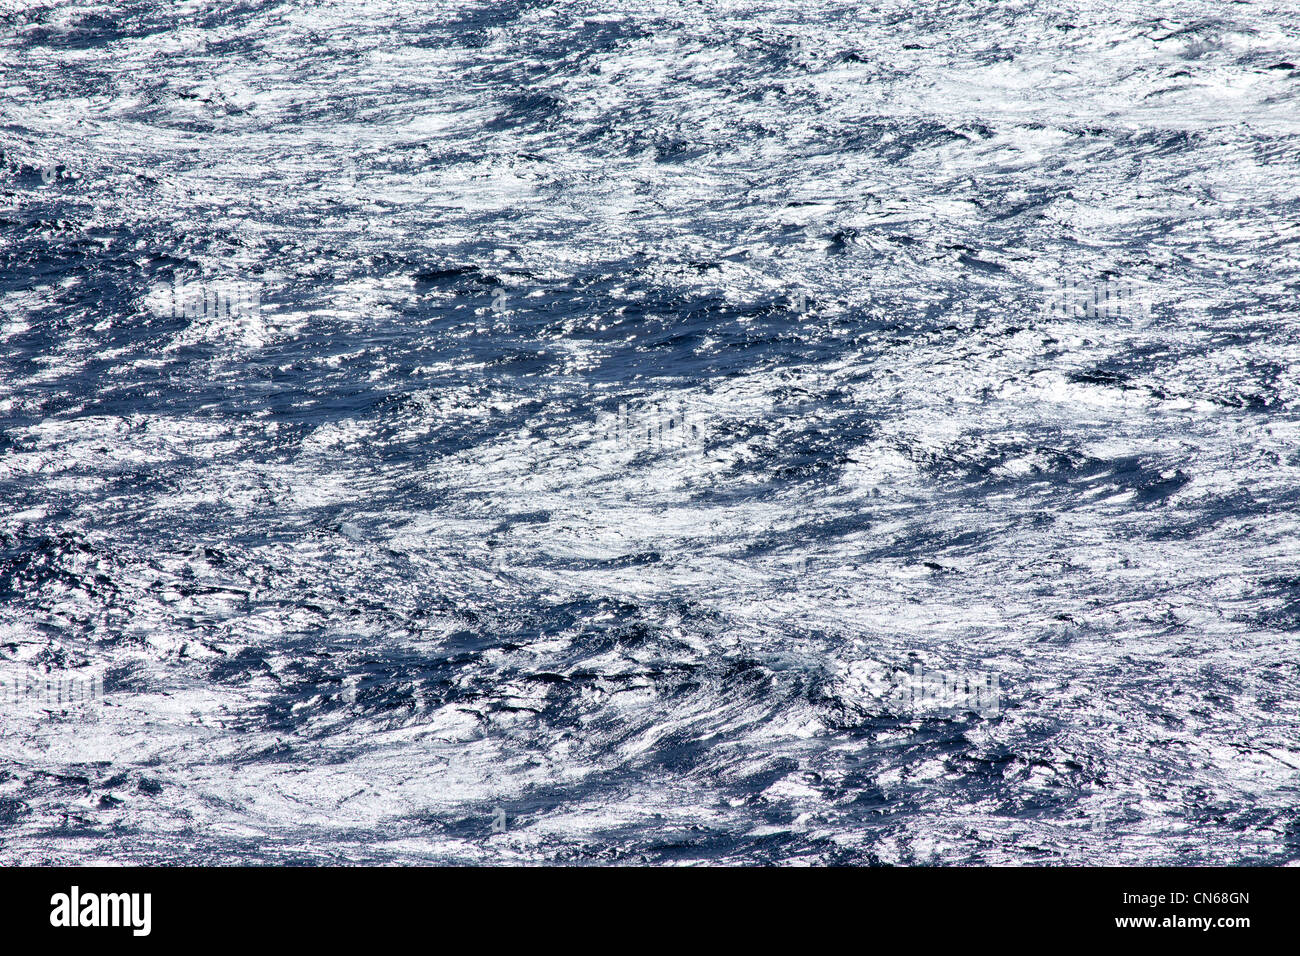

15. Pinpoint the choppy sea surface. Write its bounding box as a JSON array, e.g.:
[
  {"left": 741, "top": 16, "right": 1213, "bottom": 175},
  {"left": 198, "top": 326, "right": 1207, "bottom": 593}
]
[{"left": 2, "top": 0, "right": 1299, "bottom": 865}]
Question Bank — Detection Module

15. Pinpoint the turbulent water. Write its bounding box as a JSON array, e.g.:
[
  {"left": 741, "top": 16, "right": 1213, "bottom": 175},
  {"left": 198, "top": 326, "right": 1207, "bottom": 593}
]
[{"left": 2, "top": 0, "right": 1299, "bottom": 865}]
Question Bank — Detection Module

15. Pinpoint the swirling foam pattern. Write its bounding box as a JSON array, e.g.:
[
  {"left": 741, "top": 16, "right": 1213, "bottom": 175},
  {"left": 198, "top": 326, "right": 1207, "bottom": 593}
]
[{"left": 1, "top": 0, "right": 1299, "bottom": 864}]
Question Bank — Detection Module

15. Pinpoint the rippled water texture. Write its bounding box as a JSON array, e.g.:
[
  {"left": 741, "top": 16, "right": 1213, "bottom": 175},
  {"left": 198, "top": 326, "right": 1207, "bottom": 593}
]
[{"left": 2, "top": 0, "right": 1299, "bottom": 864}]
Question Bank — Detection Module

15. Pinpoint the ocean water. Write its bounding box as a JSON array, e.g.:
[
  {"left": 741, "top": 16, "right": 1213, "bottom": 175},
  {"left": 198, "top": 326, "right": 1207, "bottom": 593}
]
[{"left": 1, "top": 0, "right": 1299, "bottom": 865}]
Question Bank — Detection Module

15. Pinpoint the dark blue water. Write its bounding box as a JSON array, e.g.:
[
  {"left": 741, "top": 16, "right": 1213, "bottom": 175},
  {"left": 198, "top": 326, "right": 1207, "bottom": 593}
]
[{"left": 2, "top": 0, "right": 1299, "bottom": 864}]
